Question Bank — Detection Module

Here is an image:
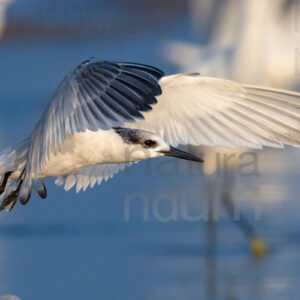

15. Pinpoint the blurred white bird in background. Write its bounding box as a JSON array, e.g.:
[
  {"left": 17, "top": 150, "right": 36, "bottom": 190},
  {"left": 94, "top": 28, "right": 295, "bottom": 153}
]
[
  {"left": 0, "top": 0, "right": 14, "bottom": 37},
  {"left": 167, "top": 0, "right": 298, "bottom": 88}
]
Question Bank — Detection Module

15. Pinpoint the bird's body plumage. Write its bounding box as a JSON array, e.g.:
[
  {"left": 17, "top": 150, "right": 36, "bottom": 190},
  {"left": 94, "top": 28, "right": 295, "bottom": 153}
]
[
  {"left": 1, "top": 58, "right": 300, "bottom": 211},
  {"left": 11, "top": 129, "right": 129, "bottom": 179}
]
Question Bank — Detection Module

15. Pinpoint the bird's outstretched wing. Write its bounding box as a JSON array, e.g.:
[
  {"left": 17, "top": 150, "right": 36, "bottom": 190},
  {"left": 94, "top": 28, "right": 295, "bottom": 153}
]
[
  {"left": 17, "top": 60, "right": 163, "bottom": 204},
  {"left": 55, "top": 163, "right": 134, "bottom": 193},
  {"left": 125, "top": 74, "right": 300, "bottom": 149},
  {"left": 29, "top": 60, "right": 164, "bottom": 175}
]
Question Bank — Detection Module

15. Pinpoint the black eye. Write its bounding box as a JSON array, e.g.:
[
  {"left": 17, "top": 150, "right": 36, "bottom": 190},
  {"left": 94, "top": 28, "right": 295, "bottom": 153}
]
[{"left": 143, "top": 140, "right": 157, "bottom": 148}]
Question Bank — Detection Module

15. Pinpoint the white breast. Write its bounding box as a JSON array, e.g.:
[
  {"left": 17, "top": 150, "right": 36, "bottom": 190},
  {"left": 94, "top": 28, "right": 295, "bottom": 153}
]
[{"left": 37, "top": 129, "right": 128, "bottom": 178}]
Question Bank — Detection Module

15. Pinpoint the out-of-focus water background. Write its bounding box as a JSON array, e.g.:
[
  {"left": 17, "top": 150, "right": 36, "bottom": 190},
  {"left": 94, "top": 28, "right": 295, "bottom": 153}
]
[{"left": 0, "top": 0, "right": 300, "bottom": 299}]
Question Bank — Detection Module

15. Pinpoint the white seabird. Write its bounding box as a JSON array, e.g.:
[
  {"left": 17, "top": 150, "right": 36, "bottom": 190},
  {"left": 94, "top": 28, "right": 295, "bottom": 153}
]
[{"left": 1, "top": 58, "right": 300, "bottom": 211}]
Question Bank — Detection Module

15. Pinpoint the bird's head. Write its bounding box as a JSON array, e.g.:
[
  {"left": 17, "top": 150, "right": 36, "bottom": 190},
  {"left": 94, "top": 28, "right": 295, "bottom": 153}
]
[{"left": 114, "top": 127, "right": 203, "bottom": 163}]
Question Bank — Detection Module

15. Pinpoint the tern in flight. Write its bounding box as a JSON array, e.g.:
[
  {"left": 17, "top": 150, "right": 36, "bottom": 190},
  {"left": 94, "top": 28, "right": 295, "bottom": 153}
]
[{"left": 1, "top": 59, "right": 300, "bottom": 211}]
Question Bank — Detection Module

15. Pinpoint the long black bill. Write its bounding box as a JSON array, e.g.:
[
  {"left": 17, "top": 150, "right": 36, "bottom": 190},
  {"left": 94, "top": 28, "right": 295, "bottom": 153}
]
[{"left": 160, "top": 147, "right": 203, "bottom": 163}]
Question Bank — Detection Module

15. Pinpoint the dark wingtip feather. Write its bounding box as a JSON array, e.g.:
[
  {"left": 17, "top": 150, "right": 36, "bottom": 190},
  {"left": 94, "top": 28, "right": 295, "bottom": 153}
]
[
  {"left": 37, "top": 189, "right": 47, "bottom": 199},
  {"left": 35, "top": 180, "right": 47, "bottom": 199},
  {"left": 19, "top": 189, "right": 31, "bottom": 205}
]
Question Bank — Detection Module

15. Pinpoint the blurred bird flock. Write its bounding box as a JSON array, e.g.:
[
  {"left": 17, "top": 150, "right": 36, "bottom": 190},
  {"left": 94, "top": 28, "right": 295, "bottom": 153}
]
[{"left": 0, "top": 0, "right": 300, "bottom": 299}]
